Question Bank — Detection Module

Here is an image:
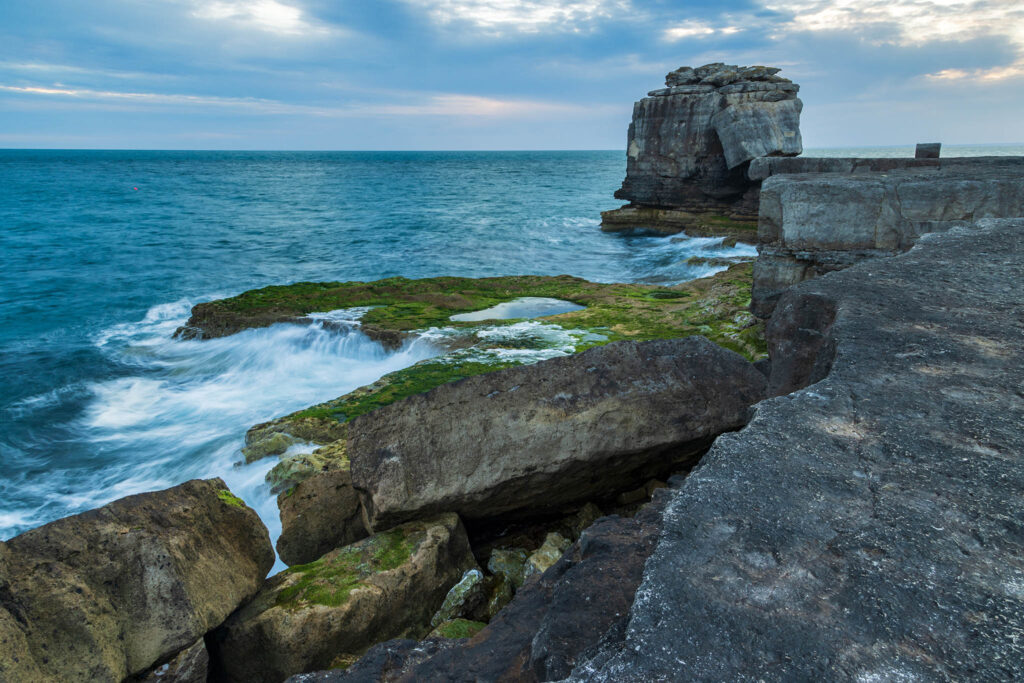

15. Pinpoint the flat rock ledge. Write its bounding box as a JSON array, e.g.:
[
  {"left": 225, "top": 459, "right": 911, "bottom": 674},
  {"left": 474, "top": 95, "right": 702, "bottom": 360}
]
[{"left": 570, "top": 218, "right": 1024, "bottom": 680}]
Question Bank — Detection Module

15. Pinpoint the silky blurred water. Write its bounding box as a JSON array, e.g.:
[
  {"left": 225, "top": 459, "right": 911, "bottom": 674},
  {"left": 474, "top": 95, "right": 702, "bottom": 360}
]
[{"left": 0, "top": 150, "right": 758, "bottom": 546}]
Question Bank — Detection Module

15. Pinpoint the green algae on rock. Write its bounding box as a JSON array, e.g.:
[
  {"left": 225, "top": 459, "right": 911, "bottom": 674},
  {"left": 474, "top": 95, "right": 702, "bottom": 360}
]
[
  {"left": 428, "top": 619, "right": 487, "bottom": 640},
  {"left": 211, "top": 513, "right": 476, "bottom": 683}
]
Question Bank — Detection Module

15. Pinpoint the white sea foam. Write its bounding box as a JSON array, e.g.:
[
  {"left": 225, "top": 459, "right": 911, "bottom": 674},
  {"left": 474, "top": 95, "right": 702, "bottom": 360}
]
[{"left": 1, "top": 300, "right": 441, "bottom": 565}]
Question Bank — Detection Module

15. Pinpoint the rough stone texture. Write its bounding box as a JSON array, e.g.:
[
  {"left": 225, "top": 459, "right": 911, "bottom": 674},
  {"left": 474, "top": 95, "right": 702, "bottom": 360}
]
[
  {"left": 211, "top": 513, "right": 476, "bottom": 683},
  {"left": 138, "top": 638, "right": 209, "bottom": 683},
  {"left": 604, "top": 63, "right": 801, "bottom": 233},
  {"left": 0, "top": 479, "right": 273, "bottom": 682},
  {"left": 571, "top": 219, "right": 1024, "bottom": 681},
  {"left": 752, "top": 161, "right": 1024, "bottom": 316},
  {"left": 284, "top": 638, "right": 464, "bottom": 683},
  {"left": 349, "top": 337, "right": 766, "bottom": 531},
  {"left": 294, "top": 492, "right": 670, "bottom": 682},
  {"left": 276, "top": 468, "right": 368, "bottom": 566}
]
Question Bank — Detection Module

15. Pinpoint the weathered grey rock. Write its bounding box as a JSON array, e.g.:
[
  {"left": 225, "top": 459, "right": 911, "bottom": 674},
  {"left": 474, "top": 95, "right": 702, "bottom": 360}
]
[
  {"left": 283, "top": 638, "right": 463, "bottom": 683},
  {"left": 604, "top": 63, "right": 801, "bottom": 234},
  {"left": 430, "top": 569, "right": 488, "bottom": 627},
  {"left": 752, "top": 161, "right": 1024, "bottom": 316},
  {"left": 711, "top": 99, "right": 802, "bottom": 169},
  {"left": 349, "top": 337, "right": 766, "bottom": 531},
  {"left": 138, "top": 638, "right": 209, "bottom": 683},
  {"left": 0, "top": 479, "right": 273, "bottom": 682},
  {"left": 211, "top": 513, "right": 476, "bottom": 683},
  {"left": 276, "top": 468, "right": 368, "bottom": 566},
  {"left": 571, "top": 219, "right": 1024, "bottom": 681}
]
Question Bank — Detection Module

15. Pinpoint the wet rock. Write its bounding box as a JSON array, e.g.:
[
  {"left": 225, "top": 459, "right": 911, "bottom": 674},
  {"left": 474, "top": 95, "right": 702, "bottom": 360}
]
[
  {"left": 138, "top": 638, "right": 208, "bottom": 683},
  {"left": 350, "top": 337, "right": 766, "bottom": 531},
  {"left": 211, "top": 513, "right": 476, "bottom": 683},
  {"left": 572, "top": 219, "right": 1024, "bottom": 680},
  {"left": 242, "top": 431, "right": 298, "bottom": 463},
  {"left": 276, "top": 468, "right": 368, "bottom": 567},
  {"left": 284, "top": 638, "right": 463, "bottom": 683},
  {"left": 266, "top": 440, "right": 348, "bottom": 494},
  {"left": 524, "top": 532, "right": 571, "bottom": 580},
  {"left": 430, "top": 569, "right": 489, "bottom": 627},
  {"left": 487, "top": 548, "right": 529, "bottom": 589},
  {"left": 0, "top": 479, "right": 273, "bottom": 682},
  {"left": 427, "top": 619, "right": 486, "bottom": 640}
]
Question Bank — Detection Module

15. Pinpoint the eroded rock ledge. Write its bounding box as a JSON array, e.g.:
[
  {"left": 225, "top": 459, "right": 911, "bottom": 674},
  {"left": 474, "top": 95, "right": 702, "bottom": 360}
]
[{"left": 571, "top": 218, "right": 1024, "bottom": 680}]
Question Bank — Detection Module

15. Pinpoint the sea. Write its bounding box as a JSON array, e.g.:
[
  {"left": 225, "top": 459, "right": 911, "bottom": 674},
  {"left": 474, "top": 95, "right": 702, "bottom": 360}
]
[{"left": 2, "top": 145, "right": 1020, "bottom": 559}]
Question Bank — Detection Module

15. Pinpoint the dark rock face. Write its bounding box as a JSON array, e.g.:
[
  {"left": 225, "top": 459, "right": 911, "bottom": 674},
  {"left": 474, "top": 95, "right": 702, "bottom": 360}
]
[
  {"left": 277, "top": 468, "right": 368, "bottom": 566},
  {"left": 0, "top": 479, "right": 273, "bottom": 682},
  {"left": 294, "top": 491, "right": 670, "bottom": 682},
  {"left": 752, "top": 159, "right": 1024, "bottom": 316},
  {"left": 603, "top": 63, "right": 801, "bottom": 233},
  {"left": 571, "top": 219, "right": 1024, "bottom": 680},
  {"left": 138, "top": 638, "right": 209, "bottom": 683},
  {"left": 211, "top": 513, "right": 476, "bottom": 683},
  {"left": 349, "top": 336, "right": 766, "bottom": 531}
]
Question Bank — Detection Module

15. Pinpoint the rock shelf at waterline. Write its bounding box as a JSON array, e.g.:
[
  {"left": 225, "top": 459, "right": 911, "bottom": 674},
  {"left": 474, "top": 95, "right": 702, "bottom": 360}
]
[{"left": 176, "top": 265, "right": 764, "bottom": 493}]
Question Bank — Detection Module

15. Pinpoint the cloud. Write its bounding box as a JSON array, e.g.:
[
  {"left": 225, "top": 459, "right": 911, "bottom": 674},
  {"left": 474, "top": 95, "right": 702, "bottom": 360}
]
[
  {"left": 663, "top": 20, "right": 742, "bottom": 42},
  {"left": 186, "top": 0, "right": 330, "bottom": 37},
  {"left": 0, "top": 83, "right": 594, "bottom": 119},
  {"left": 399, "top": 0, "right": 634, "bottom": 35}
]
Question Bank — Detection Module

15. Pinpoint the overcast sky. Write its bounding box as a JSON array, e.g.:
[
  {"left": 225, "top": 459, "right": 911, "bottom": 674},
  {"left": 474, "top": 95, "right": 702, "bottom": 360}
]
[{"left": 1, "top": 0, "right": 1021, "bottom": 149}]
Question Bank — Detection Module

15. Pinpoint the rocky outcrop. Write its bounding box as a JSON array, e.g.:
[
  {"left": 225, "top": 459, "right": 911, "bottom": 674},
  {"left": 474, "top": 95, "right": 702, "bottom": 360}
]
[
  {"left": 289, "top": 488, "right": 671, "bottom": 682},
  {"left": 602, "top": 63, "right": 801, "bottom": 234},
  {"left": 138, "top": 638, "right": 209, "bottom": 683},
  {"left": 0, "top": 479, "right": 273, "bottom": 682},
  {"left": 210, "top": 513, "right": 476, "bottom": 683},
  {"left": 349, "top": 336, "right": 766, "bottom": 531},
  {"left": 276, "top": 468, "right": 368, "bottom": 566},
  {"left": 569, "top": 218, "right": 1024, "bottom": 680},
  {"left": 752, "top": 160, "right": 1024, "bottom": 316}
]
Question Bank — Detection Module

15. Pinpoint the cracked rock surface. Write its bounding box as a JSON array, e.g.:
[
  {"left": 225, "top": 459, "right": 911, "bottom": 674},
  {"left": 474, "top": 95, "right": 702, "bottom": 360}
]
[{"left": 571, "top": 219, "right": 1024, "bottom": 681}]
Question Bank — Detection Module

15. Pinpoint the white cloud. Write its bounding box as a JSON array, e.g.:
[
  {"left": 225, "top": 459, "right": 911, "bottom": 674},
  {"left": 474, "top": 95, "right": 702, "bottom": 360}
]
[
  {"left": 663, "top": 21, "right": 742, "bottom": 42},
  {"left": 187, "top": 0, "right": 329, "bottom": 37},
  {"left": 759, "top": 0, "right": 1024, "bottom": 82},
  {"left": 400, "top": 0, "right": 633, "bottom": 35},
  {"left": 0, "top": 83, "right": 594, "bottom": 119}
]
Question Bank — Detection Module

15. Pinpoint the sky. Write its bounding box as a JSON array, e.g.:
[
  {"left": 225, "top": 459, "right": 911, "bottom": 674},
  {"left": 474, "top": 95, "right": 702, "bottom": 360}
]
[{"left": 0, "top": 0, "right": 1021, "bottom": 150}]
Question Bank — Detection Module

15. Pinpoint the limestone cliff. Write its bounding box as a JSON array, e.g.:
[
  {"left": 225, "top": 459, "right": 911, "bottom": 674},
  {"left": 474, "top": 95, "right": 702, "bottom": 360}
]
[{"left": 602, "top": 63, "right": 802, "bottom": 234}]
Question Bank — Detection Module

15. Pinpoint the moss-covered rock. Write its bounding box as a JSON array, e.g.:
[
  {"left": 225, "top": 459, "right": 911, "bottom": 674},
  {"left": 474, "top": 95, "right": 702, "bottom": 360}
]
[
  {"left": 266, "top": 440, "right": 349, "bottom": 494},
  {"left": 0, "top": 479, "right": 272, "bottom": 682},
  {"left": 524, "top": 532, "right": 572, "bottom": 580},
  {"left": 429, "top": 568, "right": 490, "bottom": 628},
  {"left": 428, "top": 619, "right": 487, "bottom": 640},
  {"left": 276, "top": 468, "right": 367, "bottom": 567},
  {"left": 487, "top": 548, "right": 529, "bottom": 589},
  {"left": 210, "top": 513, "right": 476, "bottom": 683}
]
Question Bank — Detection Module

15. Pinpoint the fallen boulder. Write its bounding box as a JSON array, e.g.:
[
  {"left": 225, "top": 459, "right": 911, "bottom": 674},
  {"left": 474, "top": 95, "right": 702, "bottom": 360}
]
[
  {"left": 210, "top": 513, "right": 476, "bottom": 683},
  {"left": 0, "top": 479, "right": 273, "bottom": 682},
  {"left": 349, "top": 336, "right": 765, "bottom": 531},
  {"left": 276, "top": 468, "right": 368, "bottom": 566}
]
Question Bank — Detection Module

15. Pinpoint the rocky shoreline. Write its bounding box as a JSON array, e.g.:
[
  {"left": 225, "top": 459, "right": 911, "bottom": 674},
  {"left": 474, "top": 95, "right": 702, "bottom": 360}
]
[{"left": 2, "top": 64, "right": 1022, "bottom": 682}]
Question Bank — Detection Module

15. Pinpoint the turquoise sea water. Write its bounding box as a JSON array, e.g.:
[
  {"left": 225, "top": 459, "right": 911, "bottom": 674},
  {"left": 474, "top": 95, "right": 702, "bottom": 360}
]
[
  {"left": 1, "top": 145, "right": 1019, "bottom": 551},
  {"left": 0, "top": 150, "right": 756, "bottom": 548}
]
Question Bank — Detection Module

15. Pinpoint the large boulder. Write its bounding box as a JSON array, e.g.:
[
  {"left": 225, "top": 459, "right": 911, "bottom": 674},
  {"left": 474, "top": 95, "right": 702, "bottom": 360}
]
[
  {"left": 276, "top": 468, "right": 368, "bottom": 566},
  {"left": 211, "top": 513, "right": 476, "bottom": 683},
  {"left": 0, "top": 479, "right": 273, "bottom": 682},
  {"left": 349, "top": 336, "right": 765, "bottom": 531}
]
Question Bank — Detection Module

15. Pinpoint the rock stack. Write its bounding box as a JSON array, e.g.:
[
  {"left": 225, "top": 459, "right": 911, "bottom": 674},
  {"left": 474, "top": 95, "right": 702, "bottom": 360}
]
[{"left": 601, "top": 63, "right": 802, "bottom": 236}]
